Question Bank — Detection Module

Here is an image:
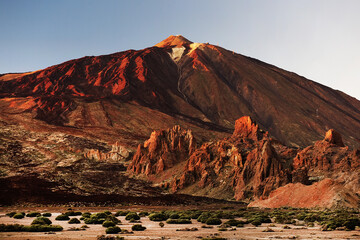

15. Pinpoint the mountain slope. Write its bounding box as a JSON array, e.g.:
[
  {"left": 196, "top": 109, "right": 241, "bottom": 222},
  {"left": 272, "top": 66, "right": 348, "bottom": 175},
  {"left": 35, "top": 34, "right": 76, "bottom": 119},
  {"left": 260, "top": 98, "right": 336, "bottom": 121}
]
[{"left": 1, "top": 35, "right": 359, "bottom": 148}]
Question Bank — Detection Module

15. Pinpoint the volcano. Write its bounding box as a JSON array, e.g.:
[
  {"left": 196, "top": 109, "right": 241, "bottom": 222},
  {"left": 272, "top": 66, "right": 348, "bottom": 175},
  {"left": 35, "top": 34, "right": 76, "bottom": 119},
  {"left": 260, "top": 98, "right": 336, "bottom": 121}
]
[{"left": 0, "top": 35, "right": 359, "bottom": 207}]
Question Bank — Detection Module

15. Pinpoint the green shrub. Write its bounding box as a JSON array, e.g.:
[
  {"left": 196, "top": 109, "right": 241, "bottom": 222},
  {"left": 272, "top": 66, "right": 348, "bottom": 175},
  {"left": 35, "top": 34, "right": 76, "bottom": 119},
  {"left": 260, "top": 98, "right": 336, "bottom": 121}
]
[
  {"left": 139, "top": 211, "right": 149, "bottom": 217},
  {"left": 169, "top": 213, "right": 180, "bottom": 219},
  {"left": 103, "top": 211, "right": 112, "bottom": 215},
  {"left": 13, "top": 213, "right": 25, "bottom": 219},
  {"left": 31, "top": 217, "right": 52, "bottom": 225},
  {"left": 131, "top": 224, "right": 146, "bottom": 231},
  {"left": 206, "top": 218, "right": 222, "bottom": 225},
  {"left": 22, "top": 224, "right": 63, "bottom": 232},
  {"left": 125, "top": 212, "right": 140, "bottom": 220},
  {"left": 42, "top": 213, "right": 52, "bottom": 217},
  {"left": 97, "top": 235, "right": 124, "bottom": 240},
  {"left": 166, "top": 219, "right": 191, "bottom": 224},
  {"left": 55, "top": 214, "right": 70, "bottom": 221},
  {"left": 224, "top": 219, "right": 246, "bottom": 226},
  {"left": 94, "top": 212, "right": 108, "bottom": 219},
  {"left": 0, "top": 224, "right": 24, "bottom": 232},
  {"left": 115, "top": 211, "right": 130, "bottom": 216},
  {"left": 65, "top": 211, "right": 82, "bottom": 216},
  {"left": 102, "top": 221, "right": 116, "bottom": 227},
  {"left": 105, "top": 226, "right": 121, "bottom": 234},
  {"left": 251, "top": 219, "right": 262, "bottom": 227},
  {"left": 84, "top": 217, "right": 105, "bottom": 224},
  {"left": 82, "top": 212, "right": 92, "bottom": 218},
  {"left": 197, "top": 212, "right": 212, "bottom": 223},
  {"left": 68, "top": 218, "right": 81, "bottom": 224},
  {"left": 105, "top": 215, "right": 120, "bottom": 224},
  {"left": 26, "top": 212, "right": 41, "bottom": 217},
  {"left": 0, "top": 224, "right": 63, "bottom": 232},
  {"left": 149, "top": 213, "right": 167, "bottom": 221},
  {"left": 159, "top": 222, "right": 164, "bottom": 228},
  {"left": 6, "top": 212, "right": 17, "bottom": 218}
]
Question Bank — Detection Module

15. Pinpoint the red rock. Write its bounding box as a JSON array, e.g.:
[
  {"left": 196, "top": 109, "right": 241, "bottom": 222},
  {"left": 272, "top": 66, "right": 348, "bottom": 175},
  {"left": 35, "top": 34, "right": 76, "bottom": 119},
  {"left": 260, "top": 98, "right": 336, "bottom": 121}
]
[
  {"left": 128, "top": 125, "right": 196, "bottom": 175},
  {"left": 324, "top": 129, "right": 345, "bottom": 147}
]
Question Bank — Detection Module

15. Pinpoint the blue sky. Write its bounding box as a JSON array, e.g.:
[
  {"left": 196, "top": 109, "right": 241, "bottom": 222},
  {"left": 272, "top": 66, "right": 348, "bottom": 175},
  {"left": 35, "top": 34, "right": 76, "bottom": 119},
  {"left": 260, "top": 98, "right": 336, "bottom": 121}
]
[{"left": 1, "top": 0, "right": 359, "bottom": 99}]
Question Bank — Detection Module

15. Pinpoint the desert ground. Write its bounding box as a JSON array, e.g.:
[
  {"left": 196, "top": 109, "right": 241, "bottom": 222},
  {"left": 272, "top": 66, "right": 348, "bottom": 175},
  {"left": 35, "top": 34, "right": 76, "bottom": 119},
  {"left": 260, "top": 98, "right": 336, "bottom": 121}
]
[{"left": 1, "top": 206, "right": 359, "bottom": 240}]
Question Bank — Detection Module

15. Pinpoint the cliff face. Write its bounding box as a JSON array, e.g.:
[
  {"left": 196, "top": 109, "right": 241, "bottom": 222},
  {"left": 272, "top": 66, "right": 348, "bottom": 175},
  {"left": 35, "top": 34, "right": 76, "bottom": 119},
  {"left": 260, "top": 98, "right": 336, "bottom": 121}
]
[{"left": 128, "top": 125, "right": 196, "bottom": 175}]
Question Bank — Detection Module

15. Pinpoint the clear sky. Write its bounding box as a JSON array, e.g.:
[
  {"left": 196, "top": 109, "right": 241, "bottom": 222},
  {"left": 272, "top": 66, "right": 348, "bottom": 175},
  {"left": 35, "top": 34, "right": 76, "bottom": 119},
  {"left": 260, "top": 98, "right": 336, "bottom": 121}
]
[{"left": 1, "top": 0, "right": 359, "bottom": 100}]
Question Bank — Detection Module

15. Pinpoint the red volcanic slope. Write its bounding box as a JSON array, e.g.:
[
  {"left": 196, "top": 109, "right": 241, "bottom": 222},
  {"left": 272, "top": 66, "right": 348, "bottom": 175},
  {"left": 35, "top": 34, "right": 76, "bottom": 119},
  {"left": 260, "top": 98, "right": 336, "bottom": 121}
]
[{"left": 0, "top": 35, "right": 359, "bottom": 149}]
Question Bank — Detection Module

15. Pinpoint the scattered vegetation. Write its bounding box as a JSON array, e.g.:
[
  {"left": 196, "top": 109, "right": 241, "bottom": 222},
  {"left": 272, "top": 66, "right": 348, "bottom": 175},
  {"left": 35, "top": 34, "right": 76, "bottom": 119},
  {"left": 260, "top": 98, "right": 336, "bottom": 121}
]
[
  {"left": 42, "top": 212, "right": 52, "bottom": 217},
  {"left": 13, "top": 213, "right": 25, "bottom": 219},
  {"left": 26, "top": 212, "right": 41, "bottom": 217},
  {"left": 102, "top": 221, "right": 116, "bottom": 228},
  {"left": 0, "top": 224, "right": 63, "bottom": 232},
  {"left": 97, "top": 235, "right": 124, "bottom": 240},
  {"left": 125, "top": 212, "right": 140, "bottom": 221},
  {"left": 55, "top": 214, "right": 70, "bottom": 221},
  {"left": 166, "top": 219, "right": 192, "bottom": 224},
  {"left": 105, "top": 226, "right": 121, "bottom": 234},
  {"left": 131, "top": 224, "right": 146, "bottom": 231},
  {"left": 31, "top": 217, "right": 52, "bottom": 225},
  {"left": 68, "top": 218, "right": 81, "bottom": 224}
]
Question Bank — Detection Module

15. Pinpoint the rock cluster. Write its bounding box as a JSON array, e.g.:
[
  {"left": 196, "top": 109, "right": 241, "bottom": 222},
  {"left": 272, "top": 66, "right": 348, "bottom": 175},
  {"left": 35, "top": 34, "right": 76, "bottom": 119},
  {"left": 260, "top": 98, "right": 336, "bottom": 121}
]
[{"left": 128, "top": 116, "right": 360, "bottom": 207}]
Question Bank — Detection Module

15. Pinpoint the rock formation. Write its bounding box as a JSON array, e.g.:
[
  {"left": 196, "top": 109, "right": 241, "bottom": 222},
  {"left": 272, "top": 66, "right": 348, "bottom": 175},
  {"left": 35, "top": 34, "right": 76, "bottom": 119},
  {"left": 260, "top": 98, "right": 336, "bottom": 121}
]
[{"left": 128, "top": 125, "right": 196, "bottom": 175}]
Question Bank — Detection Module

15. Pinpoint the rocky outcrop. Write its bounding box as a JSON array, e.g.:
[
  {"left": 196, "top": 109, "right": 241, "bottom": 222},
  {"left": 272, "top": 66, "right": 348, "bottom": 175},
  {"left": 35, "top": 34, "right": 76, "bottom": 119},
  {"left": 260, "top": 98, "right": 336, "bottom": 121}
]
[
  {"left": 324, "top": 129, "right": 345, "bottom": 147},
  {"left": 128, "top": 125, "right": 196, "bottom": 175},
  {"left": 293, "top": 129, "right": 359, "bottom": 176},
  {"left": 171, "top": 117, "right": 290, "bottom": 200},
  {"left": 84, "top": 142, "right": 133, "bottom": 161}
]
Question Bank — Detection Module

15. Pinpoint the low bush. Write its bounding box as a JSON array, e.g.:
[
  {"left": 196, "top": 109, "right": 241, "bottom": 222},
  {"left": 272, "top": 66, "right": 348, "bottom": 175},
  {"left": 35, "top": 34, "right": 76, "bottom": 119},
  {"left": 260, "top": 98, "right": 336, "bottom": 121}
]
[
  {"left": 68, "top": 218, "right": 81, "bottom": 224},
  {"left": 26, "top": 212, "right": 41, "bottom": 217},
  {"left": 102, "top": 221, "right": 116, "bottom": 227},
  {"left": 42, "top": 213, "right": 52, "bottom": 217},
  {"left": 139, "top": 211, "right": 149, "bottom": 217},
  {"left": 31, "top": 217, "right": 52, "bottom": 225},
  {"left": 103, "top": 211, "right": 112, "bottom": 215},
  {"left": 13, "top": 213, "right": 25, "bottom": 219},
  {"left": 125, "top": 212, "right": 140, "bottom": 220},
  {"left": 206, "top": 218, "right": 222, "bottom": 225},
  {"left": 115, "top": 211, "right": 130, "bottom": 217},
  {"left": 0, "top": 224, "right": 63, "bottom": 232},
  {"left": 82, "top": 212, "right": 92, "bottom": 218},
  {"left": 131, "top": 224, "right": 146, "bottom": 231},
  {"left": 224, "top": 219, "right": 246, "bottom": 226},
  {"left": 169, "top": 213, "right": 180, "bottom": 219},
  {"left": 97, "top": 235, "right": 124, "bottom": 240},
  {"left": 65, "top": 211, "right": 82, "bottom": 216},
  {"left": 251, "top": 219, "right": 262, "bottom": 227},
  {"left": 55, "top": 214, "right": 70, "bottom": 221},
  {"left": 105, "top": 226, "right": 121, "bottom": 234},
  {"left": 149, "top": 212, "right": 167, "bottom": 221},
  {"left": 6, "top": 212, "right": 16, "bottom": 218},
  {"left": 22, "top": 224, "right": 63, "bottom": 232},
  {"left": 159, "top": 222, "right": 164, "bottom": 228},
  {"left": 166, "top": 219, "right": 191, "bottom": 224}
]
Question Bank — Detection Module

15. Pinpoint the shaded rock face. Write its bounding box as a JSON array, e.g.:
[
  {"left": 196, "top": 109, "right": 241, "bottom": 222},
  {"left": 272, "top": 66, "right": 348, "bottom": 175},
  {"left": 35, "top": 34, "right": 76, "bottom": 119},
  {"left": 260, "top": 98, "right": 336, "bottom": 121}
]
[{"left": 128, "top": 125, "right": 196, "bottom": 175}]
